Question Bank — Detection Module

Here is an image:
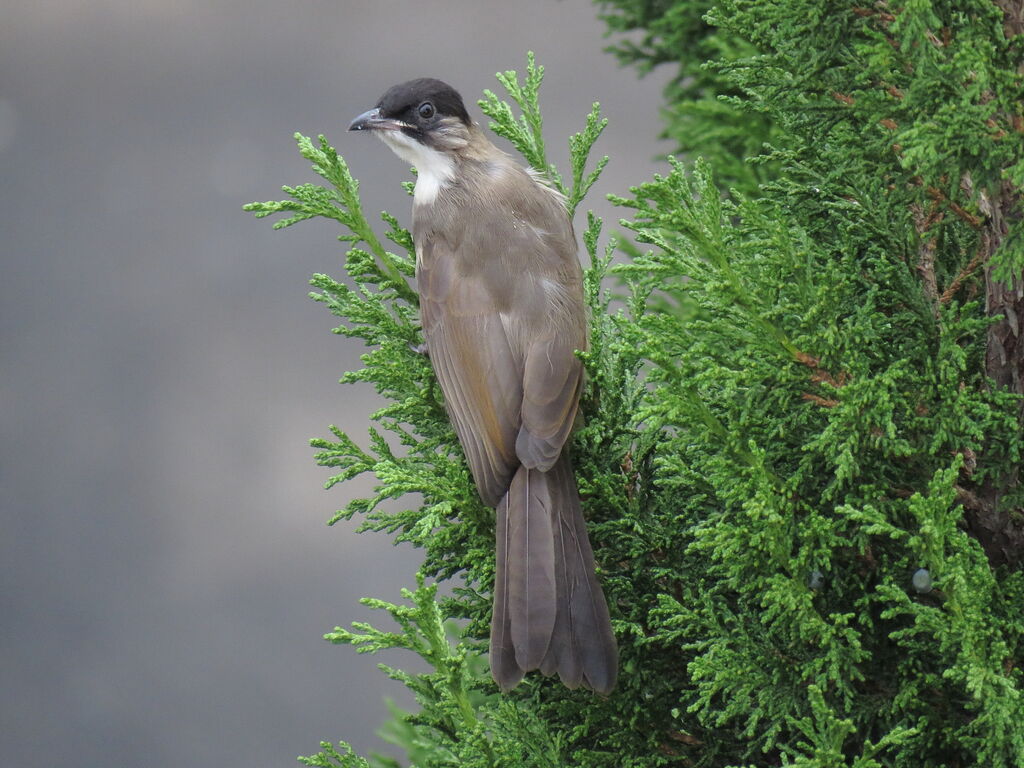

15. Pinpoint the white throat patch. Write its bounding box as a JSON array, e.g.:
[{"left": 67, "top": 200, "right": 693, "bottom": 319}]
[{"left": 377, "top": 130, "right": 455, "bottom": 206}]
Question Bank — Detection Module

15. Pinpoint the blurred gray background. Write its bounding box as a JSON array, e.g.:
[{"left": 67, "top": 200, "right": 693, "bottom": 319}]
[{"left": 0, "top": 2, "right": 670, "bottom": 765}]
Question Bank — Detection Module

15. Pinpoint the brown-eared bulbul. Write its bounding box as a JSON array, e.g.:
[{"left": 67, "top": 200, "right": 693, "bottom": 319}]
[{"left": 349, "top": 79, "right": 617, "bottom": 693}]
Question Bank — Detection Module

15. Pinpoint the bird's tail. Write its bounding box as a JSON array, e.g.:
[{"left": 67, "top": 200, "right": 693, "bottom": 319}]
[{"left": 490, "top": 453, "right": 617, "bottom": 693}]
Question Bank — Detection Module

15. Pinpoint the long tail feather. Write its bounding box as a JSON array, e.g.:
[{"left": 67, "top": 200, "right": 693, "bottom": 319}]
[
  {"left": 506, "top": 464, "right": 557, "bottom": 670},
  {"left": 490, "top": 493, "right": 524, "bottom": 690},
  {"left": 490, "top": 454, "right": 617, "bottom": 693}
]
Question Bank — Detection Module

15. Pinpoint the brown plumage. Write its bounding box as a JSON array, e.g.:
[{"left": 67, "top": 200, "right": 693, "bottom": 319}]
[{"left": 350, "top": 78, "right": 617, "bottom": 693}]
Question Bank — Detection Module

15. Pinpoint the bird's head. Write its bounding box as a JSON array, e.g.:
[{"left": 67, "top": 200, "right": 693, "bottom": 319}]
[{"left": 348, "top": 78, "right": 474, "bottom": 174}]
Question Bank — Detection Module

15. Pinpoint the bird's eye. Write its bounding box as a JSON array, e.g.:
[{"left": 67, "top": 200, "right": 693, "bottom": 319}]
[{"left": 417, "top": 102, "right": 435, "bottom": 119}]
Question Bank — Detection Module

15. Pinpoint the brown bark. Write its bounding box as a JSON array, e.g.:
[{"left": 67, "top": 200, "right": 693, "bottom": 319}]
[
  {"left": 967, "top": 179, "right": 1024, "bottom": 569},
  {"left": 982, "top": 185, "right": 1024, "bottom": 398},
  {"left": 992, "top": 0, "right": 1024, "bottom": 39},
  {"left": 958, "top": 0, "right": 1024, "bottom": 569}
]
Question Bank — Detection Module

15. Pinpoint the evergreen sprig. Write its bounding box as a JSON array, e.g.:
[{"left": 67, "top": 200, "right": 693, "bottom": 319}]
[
  {"left": 594, "top": 0, "right": 782, "bottom": 192},
  {"left": 244, "top": 134, "right": 417, "bottom": 304},
  {"left": 478, "top": 51, "right": 609, "bottom": 218}
]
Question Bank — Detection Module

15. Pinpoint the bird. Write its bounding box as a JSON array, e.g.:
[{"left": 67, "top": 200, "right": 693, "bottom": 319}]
[{"left": 349, "top": 78, "right": 617, "bottom": 693}]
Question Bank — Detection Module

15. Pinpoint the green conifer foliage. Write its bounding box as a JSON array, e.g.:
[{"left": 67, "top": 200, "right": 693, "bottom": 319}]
[
  {"left": 597, "top": 0, "right": 1024, "bottom": 765},
  {"left": 247, "top": 0, "right": 1024, "bottom": 758},
  {"left": 595, "top": 0, "right": 782, "bottom": 192}
]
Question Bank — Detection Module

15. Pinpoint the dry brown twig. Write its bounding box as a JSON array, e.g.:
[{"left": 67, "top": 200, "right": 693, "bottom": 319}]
[{"left": 940, "top": 239, "right": 989, "bottom": 304}]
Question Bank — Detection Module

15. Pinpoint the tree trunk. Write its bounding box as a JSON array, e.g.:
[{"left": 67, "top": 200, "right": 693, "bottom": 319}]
[{"left": 967, "top": 175, "right": 1024, "bottom": 568}]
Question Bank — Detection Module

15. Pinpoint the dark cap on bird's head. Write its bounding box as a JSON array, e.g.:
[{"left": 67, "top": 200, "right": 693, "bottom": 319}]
[{"left": 348, "top": 78, "right": 470, "bottom": 138}]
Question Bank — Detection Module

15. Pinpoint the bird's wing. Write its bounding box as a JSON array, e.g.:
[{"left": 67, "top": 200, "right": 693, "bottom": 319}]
[
  {"left": 417, "top": 172, "right": 586, "bottom": 500},
  {"left": 418, "top": 235, "right": 523, "bottom": 506},
  {"left": 509, "top": 192, "right": 586, "bottom": 473},
  {"left": 515, "top": 295, "right": 585, "bottom": 472}
]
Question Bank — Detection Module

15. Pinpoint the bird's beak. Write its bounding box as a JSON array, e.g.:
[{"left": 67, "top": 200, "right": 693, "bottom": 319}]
[{"left": 348, "top": 107, "right": 401, "bottom": 132}]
